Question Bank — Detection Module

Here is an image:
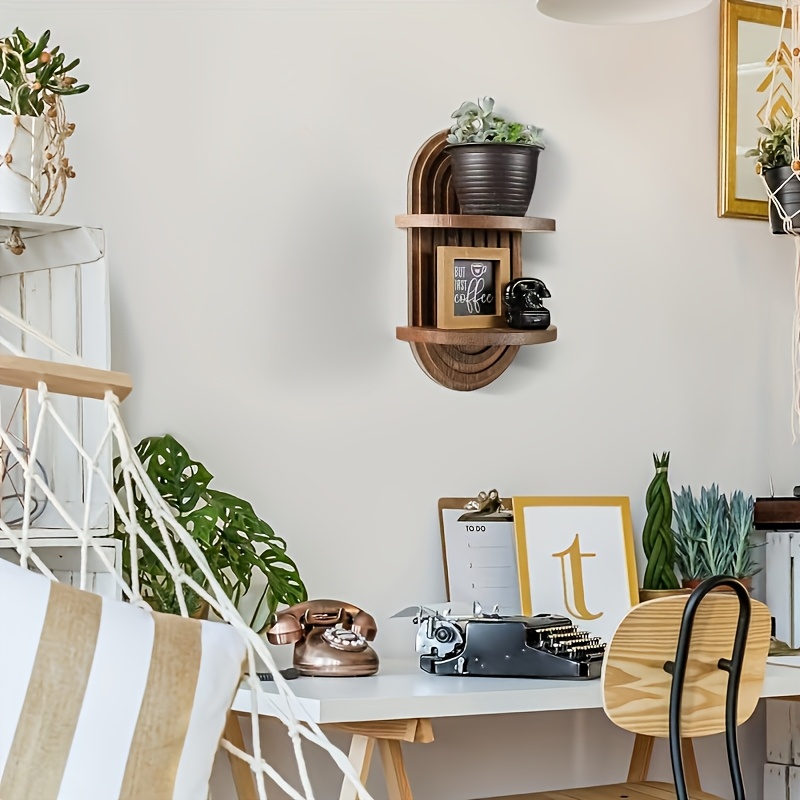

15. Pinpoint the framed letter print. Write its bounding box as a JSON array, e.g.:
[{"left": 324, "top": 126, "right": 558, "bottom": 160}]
[
  {"left": 719, "top": 0, "right": 788, "bottom": 220},
  {"left": 512, "top": 496, "right": 638, "bottom": 644},
  {"left": 436, "top": 246, "right": 510, "bottom": 329}
]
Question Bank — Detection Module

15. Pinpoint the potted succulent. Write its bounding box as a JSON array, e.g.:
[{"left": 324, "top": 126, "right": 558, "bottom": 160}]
[
  {"left": 672, "top": 485, "right": 759, "bottom": 590},
  {"left": 639, "top": 452, "right": 685, "bottom": 601},
  {"left": 745, "top": 119, "right": 800, "bottom": 234},
  {"left": 114, "top": 434, "right": 307, "bottom": 631},
  {"left": 0, "top": 28, "right": 88, "bottom": 214},
  {"left": 446, "top": 96, "right": 546, "bottom": 216}
]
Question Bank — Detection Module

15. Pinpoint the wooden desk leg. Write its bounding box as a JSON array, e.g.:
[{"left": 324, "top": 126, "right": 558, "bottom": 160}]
[
  {"left": 224, "top": 712, "right": 258, "bottom": 800},
  {"left": 682, "top": 739, "right": 702, "bottom": 794},
  {"left": 377, "top": 739, "right": 413, "bottom": 800},
  {"left": 627, "top": 734, "right": 654, "bottom": 782},
  {"left": 339, "top": 734, "right": 376, "bottom": 800},
  {"left": 332, "top": 718, "right": 432, "bottom": 800},
  {"left": 627, "top": 733, "right": 701, "bottom": 793}
]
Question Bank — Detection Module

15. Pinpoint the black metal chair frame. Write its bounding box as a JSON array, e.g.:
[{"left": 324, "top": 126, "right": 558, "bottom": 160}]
[{"left": 664, "top": 575, "right": 752, "bottom": 800}]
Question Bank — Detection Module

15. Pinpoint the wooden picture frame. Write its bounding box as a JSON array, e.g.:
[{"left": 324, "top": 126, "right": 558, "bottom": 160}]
[
  {"left": 436, "top": 246, "right": 510, "bottom": 330},
  {"left": 438, "top": 497, "right": 520, "bottom": 614},
  {"left": 719, "top": 0, "right": 788, "bottom": 220},
  {"left": 512, "top": 496, "right": 639, "bottom": 644}
]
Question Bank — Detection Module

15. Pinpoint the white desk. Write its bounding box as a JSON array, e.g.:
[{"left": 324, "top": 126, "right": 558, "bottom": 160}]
[
  {"left": 232, "top": 658, "right": 800, "bottom": 723},
  {"left": 226, "top": 659, "right": 800, "bottom": 800}
]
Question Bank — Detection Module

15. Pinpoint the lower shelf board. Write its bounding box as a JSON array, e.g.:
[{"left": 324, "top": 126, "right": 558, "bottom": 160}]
[{"left": 396, "top": 325, "right": 557, "bottom": 347}]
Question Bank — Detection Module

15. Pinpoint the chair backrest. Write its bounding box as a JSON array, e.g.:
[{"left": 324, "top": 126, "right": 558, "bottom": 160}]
[{"left": 603, "top": 592, "right": 771, "bottom": 738}]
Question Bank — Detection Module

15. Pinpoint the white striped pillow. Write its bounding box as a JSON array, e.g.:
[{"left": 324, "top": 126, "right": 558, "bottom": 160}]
[{"left": 0, "top": 557, "right": 247, "bottom": 800}]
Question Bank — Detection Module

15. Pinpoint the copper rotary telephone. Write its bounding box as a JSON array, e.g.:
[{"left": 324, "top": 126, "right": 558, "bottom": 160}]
[{"left": 266, "top": 600, "right": 379, "bottom": 677}]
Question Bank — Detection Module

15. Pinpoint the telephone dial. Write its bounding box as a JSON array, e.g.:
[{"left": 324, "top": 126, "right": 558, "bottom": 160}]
[{"left": 266, "top": 600, "right": 379, "bottom": 677}]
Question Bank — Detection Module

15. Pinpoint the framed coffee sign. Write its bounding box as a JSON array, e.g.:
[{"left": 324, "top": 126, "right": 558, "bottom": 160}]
[{"left": 436, "top": 246, "right": 510, "bottom": 329}]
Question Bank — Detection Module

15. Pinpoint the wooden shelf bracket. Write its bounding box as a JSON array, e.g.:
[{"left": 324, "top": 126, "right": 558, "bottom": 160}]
[{"left": 396, "top": 130, "right": 556, "bottom": 391}]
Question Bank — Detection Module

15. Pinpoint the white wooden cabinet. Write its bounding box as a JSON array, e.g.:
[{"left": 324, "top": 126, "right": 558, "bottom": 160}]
[{"left": 0, "top": 213, "right": 118, "bottom": 596}]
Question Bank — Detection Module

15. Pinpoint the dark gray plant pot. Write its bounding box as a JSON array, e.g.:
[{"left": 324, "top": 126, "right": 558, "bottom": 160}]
[
  {"left": 764, "top": 166, "right": 800, "bottom": 234},
  {"left": 446, "top": 143, "right": 542, "bottom": 216}
]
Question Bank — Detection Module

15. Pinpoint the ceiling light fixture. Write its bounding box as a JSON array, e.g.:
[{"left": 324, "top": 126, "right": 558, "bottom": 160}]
[{"left": 536, "top": 0, "right": 713, "bottom": 24}]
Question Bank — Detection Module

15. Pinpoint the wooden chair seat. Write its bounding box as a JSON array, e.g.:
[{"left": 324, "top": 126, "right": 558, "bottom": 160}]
[{"left": 482, "top": 781, "right": 724, "bottom": 800}]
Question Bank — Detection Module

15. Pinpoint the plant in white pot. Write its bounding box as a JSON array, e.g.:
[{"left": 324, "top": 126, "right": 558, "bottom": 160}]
[
  {"left": 446, "top": 96, "right": 546, "bottom": 217},
  {"left": 0, "top": 28, "right": 88, "bottom": 215}
]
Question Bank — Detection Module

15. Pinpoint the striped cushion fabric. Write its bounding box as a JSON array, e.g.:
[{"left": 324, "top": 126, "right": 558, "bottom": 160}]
[{"left": 0, "top": 558, "right": 247, "bottom": 800}]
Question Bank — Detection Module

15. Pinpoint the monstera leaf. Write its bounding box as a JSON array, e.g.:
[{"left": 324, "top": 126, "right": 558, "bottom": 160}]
[{"left": 114, "top": 434, "right": 307, "bottom": 630}]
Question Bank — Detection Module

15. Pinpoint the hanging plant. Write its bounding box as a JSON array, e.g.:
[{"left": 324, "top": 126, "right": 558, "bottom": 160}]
[{"left": 641, "top": 451, "right": 679, "bottom": 591}]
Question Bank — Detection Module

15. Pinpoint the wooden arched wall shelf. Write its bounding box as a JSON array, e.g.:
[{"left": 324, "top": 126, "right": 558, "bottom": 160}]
[{"left": 395, "top": 131, "right": 557, "bottom": 391}]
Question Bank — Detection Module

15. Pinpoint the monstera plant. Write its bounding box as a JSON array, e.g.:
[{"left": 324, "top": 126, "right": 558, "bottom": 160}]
[{"left": 113, "top": 434, "right": 306, "bottom": 631}]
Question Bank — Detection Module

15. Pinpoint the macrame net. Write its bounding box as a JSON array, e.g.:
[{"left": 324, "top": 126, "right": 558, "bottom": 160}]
[
  {"left": 760, "top": 1, "right": 800, "bottom": 440},
  {"left": 0, "top": 308, "right": 372, "bottom": 800}
]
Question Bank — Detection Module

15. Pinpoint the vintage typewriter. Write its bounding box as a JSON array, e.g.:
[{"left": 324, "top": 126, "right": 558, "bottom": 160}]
[{"left": 412, "top": 604, "right": 606, "bottom": 679}]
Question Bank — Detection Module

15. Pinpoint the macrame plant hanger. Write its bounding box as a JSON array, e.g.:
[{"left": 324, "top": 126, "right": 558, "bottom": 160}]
[
  {"left": 761, "top": 1, "right": 800, "bottom": 441},
  {"left": 0, "top": 311, "right": 373, "bottom": 800}
]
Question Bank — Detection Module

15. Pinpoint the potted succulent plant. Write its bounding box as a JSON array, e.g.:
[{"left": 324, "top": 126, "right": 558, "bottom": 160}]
[
  {"left": 446, "top": 96, "right": 546, "bottom": 217},
  {"left": 114, "top": 434, "right": 307, "bottom": 631},
  {"left": 745, "top": 119, "right": 800, "bottom": 234},
  {"left": 672, "top": 485, "right": 759, "bottom": 590},
  {"left": 0, "top": 28, "right": 88, "bottom": 214}
]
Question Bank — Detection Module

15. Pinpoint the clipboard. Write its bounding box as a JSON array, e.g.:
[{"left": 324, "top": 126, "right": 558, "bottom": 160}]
[{"left": 438, "top": 493, "right": 521, "bottom": 614}]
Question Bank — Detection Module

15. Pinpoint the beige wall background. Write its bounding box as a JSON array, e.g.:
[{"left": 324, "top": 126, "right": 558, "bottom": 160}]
[{"left": 4, "top": 0, "right": 799, "bottom": 797}]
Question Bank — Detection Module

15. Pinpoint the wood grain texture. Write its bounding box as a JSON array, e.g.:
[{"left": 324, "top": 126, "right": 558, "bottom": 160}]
[
  {"left": 603, "top": 594, "right": 771, "bottom": 737},
  {"left": 477, "top": 781, "right": 723, "bottom": 800},
  {"left": 338, "top": 734, "right": 374, "bottom": 800},
  {"left": 332, "top": 719, "right": 434, "bottom": 744},
  {"left": 397, "top": 325, "right": 557, "bottom": 346},
  {"left": 224, "top": 713, "right": 258, "bottom": 800},
  {"left": 627, "top": 734, "right": 654, "bottom": 782},
  {"left": 400, "top": 129, "right": 555, "bottom": 391},
  {"left": 409, "top": 341, "right": 519, "bottom": 391},
  {"left": 395, "top": 214, "right": 556, "bottom": 232},
  {"left": 377, "top": 739, "right": 414, "bottom": 800},
  {"left": 0, "top": 355, "right": 132, "bottom": 400}
]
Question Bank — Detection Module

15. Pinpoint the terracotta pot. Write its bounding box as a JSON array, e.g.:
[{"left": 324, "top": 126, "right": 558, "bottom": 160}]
[
  {"left": 638, "top": 587, "right": 691, "bottom": 603},
  {"left": 681, "top": 577, "right": 752, "bottom": 593}
]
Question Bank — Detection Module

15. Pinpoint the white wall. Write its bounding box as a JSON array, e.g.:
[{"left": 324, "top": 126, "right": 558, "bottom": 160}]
[{"left": 5, "top": 1, "right": 800, "bottom": 798}]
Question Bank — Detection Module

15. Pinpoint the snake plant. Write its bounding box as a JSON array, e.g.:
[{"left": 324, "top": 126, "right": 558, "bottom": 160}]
[{"left": 641, "top": 452, "right": 679, "bottom": 590}]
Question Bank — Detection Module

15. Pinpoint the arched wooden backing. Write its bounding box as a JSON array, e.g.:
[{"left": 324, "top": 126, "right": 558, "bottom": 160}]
[
  {"left": 405, "top": 131, "right": 525, "bottom": 391},
  {"left": 603, "top": 593, "right": 771, "bottom": 738}
]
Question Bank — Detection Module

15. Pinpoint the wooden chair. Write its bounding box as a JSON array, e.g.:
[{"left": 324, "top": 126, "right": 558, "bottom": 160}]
[{"left": 482, "top": 576, "right": 772, "bottom": 800}]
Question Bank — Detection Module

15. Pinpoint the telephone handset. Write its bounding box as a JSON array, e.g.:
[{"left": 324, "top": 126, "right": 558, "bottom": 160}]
[{"left": 266, "top": 600, "right": 379, "bottom": 677}]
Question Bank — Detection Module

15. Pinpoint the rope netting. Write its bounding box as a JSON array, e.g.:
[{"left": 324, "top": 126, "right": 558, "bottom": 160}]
[
  {"left": 760, "top": 1, "right": 800, "bottom": 439},
  {"left": 0, "top": 312, "right": 372, "bottom": 800}
]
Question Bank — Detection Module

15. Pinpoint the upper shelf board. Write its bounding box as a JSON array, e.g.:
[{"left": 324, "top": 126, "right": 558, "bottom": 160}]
[
  {"left": 395, "top": 214, "right": 556, "bottom": 232},
  {"left": 0, "top": 213, "right": 88, "bottom": 236}
]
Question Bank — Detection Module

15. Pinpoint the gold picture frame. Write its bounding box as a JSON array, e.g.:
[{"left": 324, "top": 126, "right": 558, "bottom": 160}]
[
  {"left": 512, "top": 496, "right": 639, "bottom": 645},
  {"left": 436, "top": 246, "right": 510, "bottom": 330},
  {"left": 719, "top": 0, "right": 789, "bottom": 220}
]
